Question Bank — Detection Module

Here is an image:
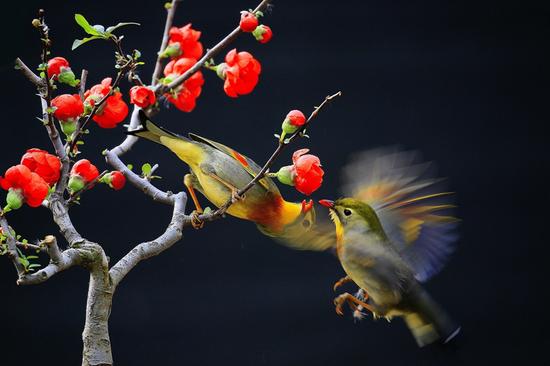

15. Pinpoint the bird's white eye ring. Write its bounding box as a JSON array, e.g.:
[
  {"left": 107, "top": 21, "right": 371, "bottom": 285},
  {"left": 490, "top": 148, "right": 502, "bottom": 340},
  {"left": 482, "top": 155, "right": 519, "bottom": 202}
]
[
  {"left": 343, "top": 209, "right": 352, "bottom": 216},
  {"left": 302, "top": 219, "right": 311, "bottom": 228}
]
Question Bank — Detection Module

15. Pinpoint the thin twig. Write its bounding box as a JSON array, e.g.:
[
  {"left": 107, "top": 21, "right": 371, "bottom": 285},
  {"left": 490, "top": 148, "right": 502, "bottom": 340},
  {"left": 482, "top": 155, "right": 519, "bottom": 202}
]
[
  {"left": 0, "top": 214, "right": 26, "bottom": 277},
  {"left": 155, "top": 0, "right": 271, "bottom": 95},
  {"left": 202, "top": 91, "right": 342, "bottom": 221},
  {"left": 151, "top": 0, "right": 181, "bottom": 85},
  {"left": 79, "top": 69, "right": 88, "bottom": 100}
]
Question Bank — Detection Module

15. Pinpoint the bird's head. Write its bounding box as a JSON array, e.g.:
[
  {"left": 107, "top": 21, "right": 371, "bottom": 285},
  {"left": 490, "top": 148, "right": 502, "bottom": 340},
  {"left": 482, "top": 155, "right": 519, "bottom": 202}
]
[{"left": 319, "top": 198, "right": 386, "bottom": 241}]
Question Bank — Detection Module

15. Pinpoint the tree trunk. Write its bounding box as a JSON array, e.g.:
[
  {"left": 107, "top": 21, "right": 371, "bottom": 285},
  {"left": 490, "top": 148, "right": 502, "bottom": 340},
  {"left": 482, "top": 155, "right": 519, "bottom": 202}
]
[{"left": 81, "top": 246, "right": 114, "bottom": 366}]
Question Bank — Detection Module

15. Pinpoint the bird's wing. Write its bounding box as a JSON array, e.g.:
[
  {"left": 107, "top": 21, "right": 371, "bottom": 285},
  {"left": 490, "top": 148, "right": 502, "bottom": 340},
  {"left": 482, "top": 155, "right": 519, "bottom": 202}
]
[
  {"left": 341, "top": 147, "right": 459, "bottom": 282},
  {"left": 188, "top": 133, "right": 274, "bottom": 191}
]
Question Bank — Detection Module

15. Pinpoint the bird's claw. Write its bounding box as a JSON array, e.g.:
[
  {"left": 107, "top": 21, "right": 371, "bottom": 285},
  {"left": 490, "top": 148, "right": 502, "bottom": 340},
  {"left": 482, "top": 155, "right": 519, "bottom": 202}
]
[
  {"left": 334, "top": 293, "right": 348, "bottom": 316},
  {"left": 333, "top": 276, "right": 350, "bottom": 291},
  {"left": 231, "top": 190, "right": 245, "bottom": 203},
  {"left": 191, "top": 210, "right": 204, "bottom": 230},
  {"left": 353, "top": 309, "right": 367, "bottom": 322}
]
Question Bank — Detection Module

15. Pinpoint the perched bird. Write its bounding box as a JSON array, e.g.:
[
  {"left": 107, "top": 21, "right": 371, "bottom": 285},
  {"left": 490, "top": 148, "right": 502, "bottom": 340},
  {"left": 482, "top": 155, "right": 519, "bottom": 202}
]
[
  {"left": 129, "top": 111, "right": 316, "bottom": 236},
  {"left": 317, "top": 148, "right": 460, "bottom": 347}
]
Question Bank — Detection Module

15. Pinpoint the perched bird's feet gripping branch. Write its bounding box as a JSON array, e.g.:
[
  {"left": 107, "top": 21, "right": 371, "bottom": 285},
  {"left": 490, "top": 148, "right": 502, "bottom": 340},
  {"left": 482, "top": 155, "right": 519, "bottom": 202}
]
[
  {"left": 190, "top": 211, "right": 204, "bottom": 230},
  {"left": 334, "top": 292, "right": 375, "bottom": 316},
  {"left": 333, "top": 275, "right": 353, "bottom": 291}
]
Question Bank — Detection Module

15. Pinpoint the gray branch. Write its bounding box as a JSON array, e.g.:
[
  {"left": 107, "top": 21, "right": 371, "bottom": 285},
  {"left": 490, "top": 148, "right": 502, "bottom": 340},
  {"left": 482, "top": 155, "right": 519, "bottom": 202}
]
[
  {"left": 14, "top": 58, "right": 45, "bottom": 88},
  {"left": 0, "top": 215, "right": 26, "bottom": 277},
  {"left": 110, "top": 192, "right": 188, "bottom": 287},
  {"left": 151, "top": 0, "right": 182, "bottom": 85}
]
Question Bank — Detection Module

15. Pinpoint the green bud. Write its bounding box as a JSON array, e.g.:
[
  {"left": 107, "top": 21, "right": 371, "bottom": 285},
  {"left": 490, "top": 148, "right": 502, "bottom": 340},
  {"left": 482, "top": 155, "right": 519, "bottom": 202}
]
[
  {"left": 276, "top": 166, "right": 295, "bottom": 186},
  {"left": 281, "top": 119, "right": 299, "bottom": 135},
  {"left": 58, "top": 67, "right": 79, "bottom": 87},
  {"left": 60, "top": 120, "right": 77, "bottom": 137},
  {"left": 6, "top": 189, "right": 23, "bottom": 210},
  {"left": 68, "top": 175, "right": 85, "bottom": 193},
  {"left": 159, "top": 42, "right": 182, "bottom": 59}
]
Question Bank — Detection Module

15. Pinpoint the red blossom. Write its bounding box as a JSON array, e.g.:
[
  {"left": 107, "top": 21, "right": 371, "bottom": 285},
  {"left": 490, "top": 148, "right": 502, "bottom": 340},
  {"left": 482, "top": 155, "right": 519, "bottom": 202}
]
[
  {"left": 84, "top": 78, "right": 129, "bottom": 128},
  {"left": 221, "top": 49, "right": 261, "bottom": 98},
  {"left": 71, "top": 160, "right": 99, "bottom": 183},
  {"left": 107, "top": 171, "right": 126, "bottom": 190},
  {"left": 167, "top": 24, "right": 203, "bottom": 59},
  {"left": 163, "top": 57, "right": 204, "bottom": 112},
  {"left": 240, "top": 11, "right": 259, "bottom": 32},
  {"left": 292, "top": 149, "right": 324, "bottom": 196},
  {"left": 51, "top": 94, "right": 84, "bottom": 121},
  {"left": 0, "top": 165, "right": 49, "bottom": 208},
  {"left": 21, "top": 148, "right": 61, "bottom": 186},
  {"left": 130, "top": 86, "right": 156, "bottom": 108},
  {"left": 47, "top": 56, "right": 70, "bottom": 78}
]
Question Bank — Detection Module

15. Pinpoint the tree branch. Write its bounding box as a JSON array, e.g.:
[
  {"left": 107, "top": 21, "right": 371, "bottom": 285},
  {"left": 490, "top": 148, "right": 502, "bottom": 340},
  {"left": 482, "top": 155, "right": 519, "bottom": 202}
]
[
  {"left": 109, "top": 192, "right": 188, "bottom": 287},
  {"left": 14, "top": 58, "right": 45, "bottom": 88},
  {"left": 151, "top": 0, "right": 182, "bottom": 85},
  {"left": 0, "top": 214, "right": 26, "bottom": 277},
  {"left": 104, "top": 148, "right": 175, "bottom": 204},
  {"left": 155, "top": 0, "right": 272, "bottom": 95}
]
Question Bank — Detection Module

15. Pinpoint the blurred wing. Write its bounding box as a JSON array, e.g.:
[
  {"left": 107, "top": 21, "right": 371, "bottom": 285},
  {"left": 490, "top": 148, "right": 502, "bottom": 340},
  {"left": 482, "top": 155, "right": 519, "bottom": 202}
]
[
  {"left": 341, "top": 147, "right": 459, "bottom": 282},
  {"left": 257, "top": 204, "right": 338, "bottom": 251},
  {"left": 188, "top": 133, "right": 274, "bottom": 191}
]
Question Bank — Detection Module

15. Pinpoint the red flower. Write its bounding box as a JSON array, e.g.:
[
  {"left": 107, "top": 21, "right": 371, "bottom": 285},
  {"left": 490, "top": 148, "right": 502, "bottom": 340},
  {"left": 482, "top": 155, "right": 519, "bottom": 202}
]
[
  {"left": 0, "top": 165, "right": 49, "bottom": 208},
  {"left": 253, "top": 25, "right": 272, "bottom": 44},
  {"left": 47, "top": 57, "right": 70, "bottom": 78},
  {"left": 21, "top": 148, "right": 61, "bottom": 186},
  {"left": 51, "top": 94, "right": 84, "bottom": 121},
  {"left": 240, "top": 11, "right": 258, "bottom": 32},
  {"left": 71, "top": 160, "right": 99, "bottom": 183},
  {"left": 163, "top": 57, "right": 204, "bottom": 112},
  {"left": 107, "top": 171, "right": 126, "bottom": 190},
  {"left": 292, "top": 149, "right": 324, "bottom": 195},
  {"left": 221, "top": 49, "right": 261, "bottom": 98},
  {"left": 167, "top": 24, "right": 203, "bottom": 59},
  {"left": 84, "top": 78, "right": 129, "bottom": 128},
  {"left": 130, "top": 86, "right": 156, "bottom": 108}
]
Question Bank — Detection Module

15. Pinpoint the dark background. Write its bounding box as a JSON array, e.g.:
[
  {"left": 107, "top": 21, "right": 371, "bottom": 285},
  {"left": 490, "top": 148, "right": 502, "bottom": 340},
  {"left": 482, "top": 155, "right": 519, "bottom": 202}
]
[{"left": 0, "top": 0, "right": 546, "bottom": 365}]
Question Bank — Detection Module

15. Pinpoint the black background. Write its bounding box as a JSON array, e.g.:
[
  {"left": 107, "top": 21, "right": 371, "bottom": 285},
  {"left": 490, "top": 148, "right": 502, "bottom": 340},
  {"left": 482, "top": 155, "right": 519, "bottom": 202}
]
[{"left": 0, "top": 0, "right": 546, "bottom": 365}]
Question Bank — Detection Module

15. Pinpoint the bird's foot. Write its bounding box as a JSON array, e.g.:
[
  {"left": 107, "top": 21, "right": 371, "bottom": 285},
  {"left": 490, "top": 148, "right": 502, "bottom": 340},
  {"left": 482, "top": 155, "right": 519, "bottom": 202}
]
[
  {"left": 333, "top": 276, "right": 352, "bottom": 291},
  {"left": 231, "top": 189, "right": 245, "bottom": 203},
  {"left": 333, "top": 292, "right": 375, "bottom": 317},
  {"left": 190, "top": 210, "right": 204, "bottom": 230}
]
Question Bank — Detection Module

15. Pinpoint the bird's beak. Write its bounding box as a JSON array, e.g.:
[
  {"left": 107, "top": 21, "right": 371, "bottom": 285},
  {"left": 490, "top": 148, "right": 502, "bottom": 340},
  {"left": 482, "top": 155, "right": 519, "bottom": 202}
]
[{"left": 318, "top": 199, "right": 335, "bottom": 208}]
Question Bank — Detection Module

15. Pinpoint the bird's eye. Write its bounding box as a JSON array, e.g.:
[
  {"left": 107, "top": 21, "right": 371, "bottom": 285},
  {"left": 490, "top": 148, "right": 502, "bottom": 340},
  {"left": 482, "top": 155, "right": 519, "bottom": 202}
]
[
  {"left": 302, "top": 219, "right": 311, "bottom": 228},
  {"left": 343, "top": 209, "right": 352, "bottom": 216}
]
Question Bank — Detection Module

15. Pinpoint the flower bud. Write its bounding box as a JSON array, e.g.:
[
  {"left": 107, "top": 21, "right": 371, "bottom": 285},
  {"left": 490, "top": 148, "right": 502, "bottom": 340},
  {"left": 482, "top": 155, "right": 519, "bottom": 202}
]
[
  {"left": 6, "top": 189, "right": 23, "bottom": 210},
  {"left": 68, "top": 175, "right": 85, "bottom": 193},
  {"left": 102, "top": 171, "right": 126, "bottom": 190},
  {"left": 275, "top": 165, "right": 295, "bottom": 186},
  {"left": 240, "top": 11, "right": 259, "bottom": 32},
  {"left": 252, "top": 25, "right": 272, "bottom": 44}
]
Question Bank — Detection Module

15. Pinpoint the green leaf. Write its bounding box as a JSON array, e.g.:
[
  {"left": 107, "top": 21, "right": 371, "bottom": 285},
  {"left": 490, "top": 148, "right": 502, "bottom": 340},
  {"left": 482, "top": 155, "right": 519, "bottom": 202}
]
[
  {"left": 72, "top": 35, "right": 104, "bottom": 50},
  {"left": 105, "top": 22, "right": 140, "bottom": 35},
  {"left": 74, "top": 14, "right": 102, "bottom": 35},
  {"left": 127, "top": 164, "right": 133, "bottom": 171},
  {"left": 141, "top": 163, "right": 152, "bottom": 175}
]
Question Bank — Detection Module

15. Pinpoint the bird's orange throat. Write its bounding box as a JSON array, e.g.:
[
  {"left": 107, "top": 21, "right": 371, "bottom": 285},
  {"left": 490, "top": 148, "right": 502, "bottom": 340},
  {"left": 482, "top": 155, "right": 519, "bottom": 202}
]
[{"left": 249, "top": 196, "right": 302, "bottom": 233}]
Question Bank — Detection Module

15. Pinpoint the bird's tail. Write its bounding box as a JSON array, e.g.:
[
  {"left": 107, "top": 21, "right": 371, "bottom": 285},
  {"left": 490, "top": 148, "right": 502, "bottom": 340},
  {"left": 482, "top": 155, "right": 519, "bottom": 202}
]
[
  {"left": 404, "top": 286, "right": 461, "bottom": 347},
  {"left": 127, "top": 110, "right": 184, "bottom": 145}
]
